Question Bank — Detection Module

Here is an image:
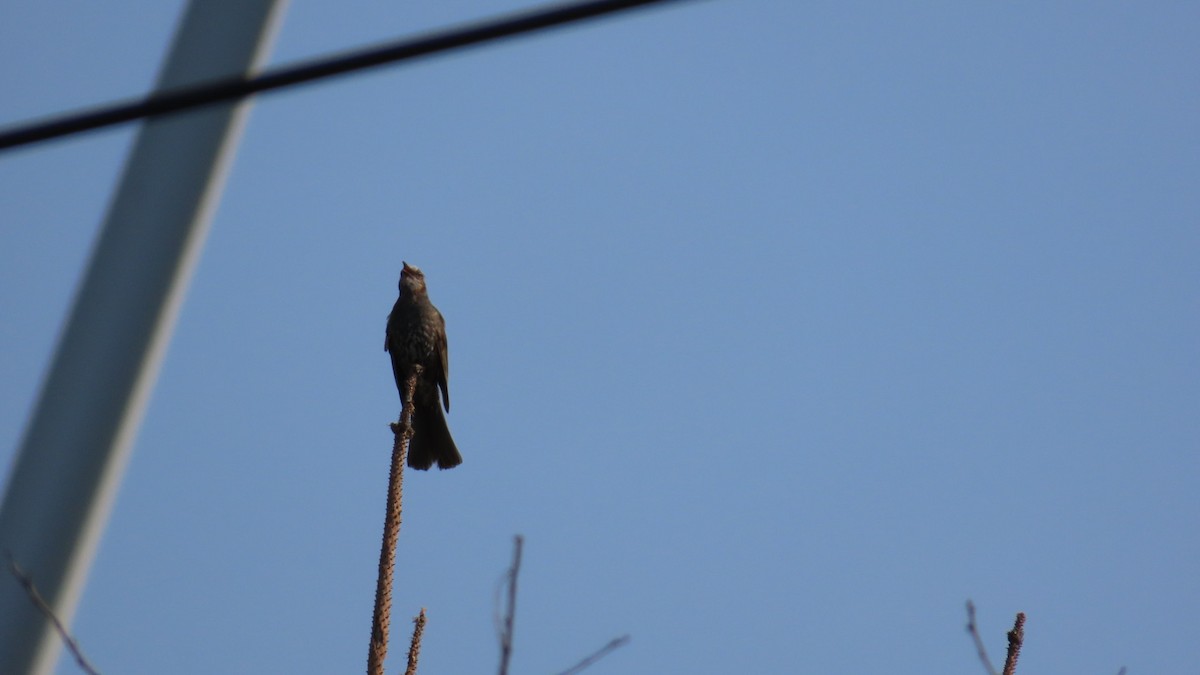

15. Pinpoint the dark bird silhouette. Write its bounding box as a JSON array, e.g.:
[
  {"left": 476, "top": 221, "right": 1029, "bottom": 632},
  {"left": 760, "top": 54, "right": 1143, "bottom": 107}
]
[{"left": 385, "top": 262, "right": 462, "bottom": 470}]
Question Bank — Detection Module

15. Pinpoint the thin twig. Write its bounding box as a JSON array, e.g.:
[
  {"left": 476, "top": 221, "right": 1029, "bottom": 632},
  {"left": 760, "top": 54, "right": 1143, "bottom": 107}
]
[
  {"left": 497, "top": 535, "right": 524, "bottom": 675},
  {"left": 554, "top": 635, "right": 632, "bottom": 675},
  {"left": 404, "top": 608, "right": 427, "bottom": 675},
  {"left": 5, "top": 552, "right": 103, "bottom": 675},
  {"left": 966, "top": 600, "right": 998, "bottom": 675},
  {"left": 367, "top": 369, "right": 420, "bottom": 675},
  {"left": 1001, "top": 612, "right": 1025, "bottom": 675}
]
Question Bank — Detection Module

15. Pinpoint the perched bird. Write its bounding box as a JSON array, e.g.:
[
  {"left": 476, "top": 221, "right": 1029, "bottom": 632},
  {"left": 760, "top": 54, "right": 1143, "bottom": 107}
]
[{"left": 385, "top": 262, "right": 462, "bottom": 470}]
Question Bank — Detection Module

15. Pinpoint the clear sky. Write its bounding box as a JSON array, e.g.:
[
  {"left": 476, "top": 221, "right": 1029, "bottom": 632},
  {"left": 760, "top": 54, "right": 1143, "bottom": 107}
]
[{"left": 2, "top": 2, "right": 1197, "bottom": 674}]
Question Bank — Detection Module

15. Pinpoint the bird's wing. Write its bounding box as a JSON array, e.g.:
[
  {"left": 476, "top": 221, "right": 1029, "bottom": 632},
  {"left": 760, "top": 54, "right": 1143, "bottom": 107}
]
[
  {"left": 436, "top": 311, "right": 450, "bottom": 412},
  {"left": 384, "top": 311, "right": 393, "bottom": 352}
]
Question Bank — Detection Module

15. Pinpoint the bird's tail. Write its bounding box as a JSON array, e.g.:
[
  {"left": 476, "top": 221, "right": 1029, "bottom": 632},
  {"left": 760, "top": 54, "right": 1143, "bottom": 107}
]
[{"left": 407, "top": 400, "right": 462, "bottom": 470}]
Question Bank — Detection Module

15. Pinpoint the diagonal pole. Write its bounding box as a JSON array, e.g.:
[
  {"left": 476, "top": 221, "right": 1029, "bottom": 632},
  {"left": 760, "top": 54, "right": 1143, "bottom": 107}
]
[{"left": 0, "top": 2, "right": 287, "bottom": 673}]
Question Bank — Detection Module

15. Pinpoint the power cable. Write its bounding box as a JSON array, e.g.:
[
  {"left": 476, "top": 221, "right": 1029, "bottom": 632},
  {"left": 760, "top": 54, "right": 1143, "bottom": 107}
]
[{"left": 0, "top": 0, "right": 699, "bottom": 151}]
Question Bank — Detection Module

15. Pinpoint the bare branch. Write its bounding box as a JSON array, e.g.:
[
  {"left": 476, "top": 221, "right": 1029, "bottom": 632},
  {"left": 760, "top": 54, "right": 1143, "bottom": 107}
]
[
  {"left": 497, "top": 535, "right": 524, "bottom": 675},
  {"left": 966, "top": 600, "right": 998, "bottom": 675},
  {"left": 368, "top": 369, "right": 420, "bottom": 675},
  {"left": 554, "top": 634, "right": 631, "bottom": 675},
  {"left": 1001, "top": 612, "right": 1026, "bottom": 675},
  {"left": 6, "top": 552, "right": 103, "bottom": 675},
  {"left": 404, "top": 608, "right": 427, "bottom": 675}
]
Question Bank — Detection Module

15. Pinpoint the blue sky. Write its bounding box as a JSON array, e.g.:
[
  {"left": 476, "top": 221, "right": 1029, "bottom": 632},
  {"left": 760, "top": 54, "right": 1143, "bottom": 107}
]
[{"left": 2, "top": 2, "right": 1198, "bottom": 673}]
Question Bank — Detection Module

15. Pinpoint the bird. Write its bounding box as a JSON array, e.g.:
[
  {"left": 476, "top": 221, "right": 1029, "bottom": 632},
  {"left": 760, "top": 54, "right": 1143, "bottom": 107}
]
[{"left": 385, "top": 262, "right": 462, "bottom": 470}]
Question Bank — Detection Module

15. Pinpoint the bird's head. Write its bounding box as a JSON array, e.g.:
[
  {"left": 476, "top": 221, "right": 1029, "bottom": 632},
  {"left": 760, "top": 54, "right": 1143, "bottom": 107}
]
[{"left": 399, "top": 261, "right": 427, "bottom": 296}]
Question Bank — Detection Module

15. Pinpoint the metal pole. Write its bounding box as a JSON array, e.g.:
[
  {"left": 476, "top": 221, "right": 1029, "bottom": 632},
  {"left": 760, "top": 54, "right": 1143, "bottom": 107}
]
[{"left": 0, "top": 2, "right": 287, "bottom": 673}]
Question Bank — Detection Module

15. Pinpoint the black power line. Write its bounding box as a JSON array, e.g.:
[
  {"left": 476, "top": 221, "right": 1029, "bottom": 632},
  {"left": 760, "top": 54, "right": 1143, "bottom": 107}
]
[{"left": 0, "top": 0, "right": 698, "bottom": 151}]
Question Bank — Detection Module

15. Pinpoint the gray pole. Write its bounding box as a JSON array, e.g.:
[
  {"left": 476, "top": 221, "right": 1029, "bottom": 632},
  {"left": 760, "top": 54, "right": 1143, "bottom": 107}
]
[{"left": 0, "top": 2, "right": 287, "bottom": 673}]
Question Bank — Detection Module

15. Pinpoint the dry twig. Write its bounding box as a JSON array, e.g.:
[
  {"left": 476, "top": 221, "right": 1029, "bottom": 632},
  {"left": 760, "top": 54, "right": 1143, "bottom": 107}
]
[
  {"left": 5, "top": 552, "right": 102, "bottom": 675},
  {"left": 967, "top": 601, "right": 1028, "bottom": 675},
  {"left": 1001, "top": 612, "right": 1025, "bottom": 675},
  {"left": 966, "top": 600, "right": 998, "bottom": 675},
  {"left": 404, "top": 608, "right": 427, "bottom": 675},
  {"left": 554, "top": 634, "right": 632, "bottom": 675},
  {"left": 368, "top": 369, "right": 420, "bottom": 675},
  {"left": 496, "top": 535, "right": 524, "bottom": 675}
]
